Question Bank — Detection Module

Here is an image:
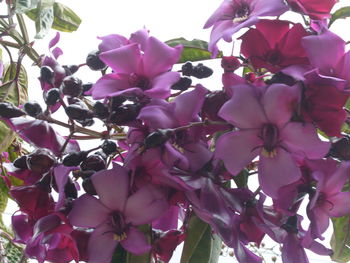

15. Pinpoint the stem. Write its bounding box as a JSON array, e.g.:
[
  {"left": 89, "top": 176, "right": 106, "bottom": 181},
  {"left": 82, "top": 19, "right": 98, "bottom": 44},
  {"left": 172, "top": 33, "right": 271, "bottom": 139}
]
[
  {"left": 16, "top": 14, "right": 29, "bottom": 44},
  {"left": 0, "top": 39, "right": 21, "bottom": 49}
]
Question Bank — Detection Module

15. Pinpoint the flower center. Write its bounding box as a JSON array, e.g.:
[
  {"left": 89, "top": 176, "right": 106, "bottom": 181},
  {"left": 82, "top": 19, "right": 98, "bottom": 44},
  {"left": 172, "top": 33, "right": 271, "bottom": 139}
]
[
  {"left": 266, "top": 49, "right": 282, "bottom": 66},
  {"left": 260, "top": 123, "right": 279, "bottom": 158},
  {"left": 129, "top": 73, "right": 150, "bottom": 90},
  {"left": 110, "top": 212, "right": 128, "bottom": 241},
  {"left": 233, "top": 1, "right": 250, "bottom": 22}
]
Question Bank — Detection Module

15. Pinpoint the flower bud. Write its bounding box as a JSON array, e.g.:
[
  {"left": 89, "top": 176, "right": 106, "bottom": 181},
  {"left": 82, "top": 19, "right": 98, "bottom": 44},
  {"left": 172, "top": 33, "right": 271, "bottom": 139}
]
[
  {"left": 181, "top": 62, "right": 193, "bottom": 76},
  {"left": 144, "top": 129, "right": 173, "bottom": 149},
  {"left": 108, "top": 104, "right": 140, "bottom": 125},
  {"left": 101, "top": 140, "right": 117, "bottom": 155},
  {"left": 44, "top": 88, "right": 61, "bottom": 106},
  {"left": 191, "top": 63, "right": 213, "bottom": 79},
  {"left": 60, "top": 76, "right": 83, "bottom": 97},
  {"left": 62, "top": 151, "right": 88, "bottom": 166},
  {"left": 0, "top": 102, "right": 25, "bottom": 118},
  {"left": 23, "top": 102, "right": 43, "bottom": 117},
  {"left": 221, "top": 56, "right": 240, "bottom": 72},
  {"left": 201, "top": 91, "right": 228, "bottom": 121},
  {"left": 86, "top": 50, "right": 107, "bottom": 71},
  {"left": 26, "top": 149, "right": 56, "bottom": 174},
  {"left": 40, "top": 66, "right": 55, "bottom": 84},
  {"left": 82, "top": 177, "right": 97, "bottom": 195},
  {"left": 65, "top": 105, "right": 93, "bottom": 121},
  {"left": 171, "top": 77, "right": 192, "bottom": 91},
  {"left": 93, "top": 101, "right": 109, "bottom": 119},
  {"left": 80, "top": 154, "right": 106, "bottom": 171},
  {"left": 13, "top": 155, "right": 28, "bottom": 169}
]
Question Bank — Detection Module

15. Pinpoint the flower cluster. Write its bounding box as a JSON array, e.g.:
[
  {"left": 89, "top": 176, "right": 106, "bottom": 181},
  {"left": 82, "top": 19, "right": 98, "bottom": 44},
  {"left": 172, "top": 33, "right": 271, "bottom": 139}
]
[{"left": 1, "top": 0, "right": 350, "bottom": 263}]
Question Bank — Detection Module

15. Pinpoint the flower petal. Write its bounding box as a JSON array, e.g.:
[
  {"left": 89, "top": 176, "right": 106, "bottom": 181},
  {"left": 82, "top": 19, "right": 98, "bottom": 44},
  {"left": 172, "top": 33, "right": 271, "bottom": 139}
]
[
  {"left": 121, "top": 227, "right": 151, "bottom": 255},
  {"left": 97, "top": 34, "right": 128, "bottom": 52},
  {"left": 68, "top": 194, "right": 110, "bottom": 228},
  {"left": 91, "top": 163, "right": 129, "bottom": 211},
  {"left": 87, "top": 223, "right": 118, "bottom": 263},
  {"left": 144, "top": 71, "right": 180, "bottom": 99},
  {"left": 215, "top": 130, "right": 260, "bottom": 175},
  {"left": 259, "top": 148, "right": 301, "bottom": 198},
  {"left": 100, "top": 43, "right": 141, "bottom": 74},
  {"left": 90, "top": 74, "right": 130, "bottom": 100},
  {"left": 328, "top": 192, "right": 350, "bottom": 217},
  {"left": 142, "top": 37, "right": 182, "bottom": 78},
  {"left": 124, "top": 184, "right": 168, "bottom": 225},
  {"left": 218, "top": 84, "right": 266, "bottom": 128},
  {"left": 281, "top": 122, "right": 330, "bottom": 159}
]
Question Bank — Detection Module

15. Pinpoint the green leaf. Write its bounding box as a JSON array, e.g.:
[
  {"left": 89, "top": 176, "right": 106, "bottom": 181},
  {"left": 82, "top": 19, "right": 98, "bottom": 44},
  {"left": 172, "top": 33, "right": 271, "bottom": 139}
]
[
  {"left": 0, "top": 63, "right": 28, "bottom": 152},
  {"left": 26, "top": 2, "right": 81, "bottom": 33},
  {"left": 15, "top": 0, "right": 39, "bottom": 13},
  {"left": 165, "top": 38, "right": 222, "bottom": 63},
  {"left": 329, "top": 6, "right": 350, "bottom": 27},
  {"left": 111, "top": 244, "right": 127, "bottom": 263},
  {"left": 34, "top": 0, "right": 55, "bottom": 39},
  {"left": 331, "top": 215, "right": 350, "bottom": 263},
  {"left": 0, "top": 176, "right": 9, "bottom": 230},
  {"left": 233, "top": 169, "right": 249, "bottom": 188},
  {"left": 180, "top": 214, "right": 222, "bottom": 263}
]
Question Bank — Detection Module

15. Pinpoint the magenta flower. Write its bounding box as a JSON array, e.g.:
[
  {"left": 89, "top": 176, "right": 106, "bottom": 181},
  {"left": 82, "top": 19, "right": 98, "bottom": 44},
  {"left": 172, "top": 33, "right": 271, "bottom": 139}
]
[
  {"left": 215, "top": 84, "right": 330, "bottom": 197},
  {"left": 306, "top": 159, "right": 350, "bottom": 239},
  {"left": 90, "top": 32, "right": 183, "bottom": 100},
  {"left": 68, "top": 163, "right": 169, "bottom": 263},
  {"left": 286, "top": 0, "right": 337, "bottom": 19},
  {"left": 204, "top": 0, "right": 288, "bottom": 57}
]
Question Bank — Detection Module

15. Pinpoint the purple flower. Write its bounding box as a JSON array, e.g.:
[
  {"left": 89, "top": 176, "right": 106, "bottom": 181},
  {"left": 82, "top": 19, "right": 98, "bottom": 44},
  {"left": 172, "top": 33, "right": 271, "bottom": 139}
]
[
  {"left": 68, "top": 163, "right": 169, "bottom": 263},
  {"left": 306, "top": 159, "right": 350, "bottom": 239},
  {"left": 215, "top": 84, "right": 330, "bottom": 197},
  {"left": 204, "top": 0, "right": 288, "bottom": 57},
  {"left": 90, "top": 31, "right": 183, "bottom": 100}
]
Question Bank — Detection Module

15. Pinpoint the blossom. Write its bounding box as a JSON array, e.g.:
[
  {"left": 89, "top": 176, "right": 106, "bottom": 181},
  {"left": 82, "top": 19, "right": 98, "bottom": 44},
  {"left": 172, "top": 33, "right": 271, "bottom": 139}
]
[
  {"left": 215, "top": 83, "right": 330, "bottom": 197},
  {"left": 203, "top": 0, "right": 288, "bottom": 57},
  {"left": 90, "top": 31, "right": 183, "bottom": 100},
  {"left": 286, "top": 0, "right": 337, "bottom": 20},
  {"left": 239, "top": 20, "right": 309, "bottom": 73},
  {"left": 68, "top": 163, "right": 169, "bottom": 263}
]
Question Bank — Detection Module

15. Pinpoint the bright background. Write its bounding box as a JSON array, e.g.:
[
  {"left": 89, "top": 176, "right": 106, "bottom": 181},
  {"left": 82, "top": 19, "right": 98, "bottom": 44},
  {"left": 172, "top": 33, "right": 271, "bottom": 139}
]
[{"left": 4, "top": 0, "right": 350, "bottom": 262}]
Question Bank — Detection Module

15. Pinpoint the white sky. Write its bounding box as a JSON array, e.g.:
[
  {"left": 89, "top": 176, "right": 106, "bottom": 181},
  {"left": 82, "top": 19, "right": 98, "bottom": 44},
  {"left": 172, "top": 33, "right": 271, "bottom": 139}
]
[{"left": 4, "top": 0, "right": 350, "bottom": 262}]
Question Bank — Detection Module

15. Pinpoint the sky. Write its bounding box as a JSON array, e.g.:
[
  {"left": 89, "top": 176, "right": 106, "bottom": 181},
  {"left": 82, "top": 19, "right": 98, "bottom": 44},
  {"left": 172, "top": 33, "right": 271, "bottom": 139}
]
[{"left": 4, "top": 0, "right": 350, "bottom": 262}]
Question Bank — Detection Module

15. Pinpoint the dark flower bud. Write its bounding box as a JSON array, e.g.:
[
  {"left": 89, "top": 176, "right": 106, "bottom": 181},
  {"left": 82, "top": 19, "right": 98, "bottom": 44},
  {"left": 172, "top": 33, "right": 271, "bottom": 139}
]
[
  {"left": 82, "top": 83, "right": 93, "bottom": 93},
  {"left": 171, "top": 77, "right": 192, "bottom": 91},
  {"left": 60, "top": 76, "right": 83, "bottom": 97},
  {"left": 63, "top": 151, "right": 88, "bottom": 166},
  {"left": 265, "top": 72, "right": 296, "bottom": 86},
  {"left": 144, "top": 129, "right": 173, "bottom": 149},
  {"left": 191, "top": 63, "right": 213, "bottom": 79},
  {"left": 44, "top": 88, "right": 61, "bottom": 106},
  {"left": 77, "top": 118, "right": 95, "bottom": 127},
  {"left": 65, "top": 105, "right": 94, "bottom": 121},
  {"left": 181, "top": 62, "right": 193, "bottom": 76},
  {"left": 13, "top": 155, "right": 28, "bottom": 169},
  {"left": 201, "top": 91, "right": 228, "bottom": 121},
  {"left": 64, "top": 178, "right": 78, "bottom": 199},
  {"left": 72, "top": 169, "right": 94, "bottom": 180},
  {"left": 93, "top": 101, "right": 109, "bottom": 119},
  {"left": 82, "top": 177, "right": 97, "bottom": 195},
  {"left": 26, "top": 149, "right": 55, "bottom": 174},
  {"left": 80, "top": 154, "right": 106, "bottom": 171},
  {"left": 0, "top": 102, "right": 25, "bottom": 118},
  {"left": 63, "top": 65, "right": 79, "bottom": 75},
  {"left": 23, "top": 102, "right": 43, "bottom": 117},
  {"left": 329, "top": 135, "right": 350, "bottom": 160},
  {"left": 110, "top": 95, "right": 126, "bottom": 110},
  {"left": 86, "top": 50, "right": 107, "bottom": 71},
  {"left": 40, "top": 66, "right": 55, "bottom": 84},
  {"left": 108, "top": 104, "right": 140, "bottom": 125},
  {"left": 101, "top": 140, "right": 117, "bottom": 155},
  {"left": 221, "top": 56, "right": 241, "bottom": 72}
]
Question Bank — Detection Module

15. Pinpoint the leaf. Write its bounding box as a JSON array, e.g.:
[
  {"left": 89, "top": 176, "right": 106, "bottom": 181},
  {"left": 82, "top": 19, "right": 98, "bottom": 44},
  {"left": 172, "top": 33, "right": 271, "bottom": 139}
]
[
  {"left": 15, "top": 0, "right": 39, "bottom": 13},
  {"left": 329, "top": 6, "right": 350, "bottom": 27},
  {"left": 180, "top": 214, "right": 222, "bottom": 263},
  {"left": 0, "top": 63, "right": 28, "bottom": 152},
  {"left": 165, "top": 38, "right": 222, "bottom": 63},
  {"left": 26, "top": 2, "right": 81, "bottom": 33},
  {"left": 233, "top": 169, "right": 249, "bottom": 188},
  {"left": 34, "top": 0, "right": 55, "bottom": 39},
  {"left": 111, "top": 244, "right": 127, "bottom": 263},
  {"left": 0, "top": 177, "right": 8, "bottom": 230},
  {"left": 331, "top": 215, "right": 350, "bottom": 263}
]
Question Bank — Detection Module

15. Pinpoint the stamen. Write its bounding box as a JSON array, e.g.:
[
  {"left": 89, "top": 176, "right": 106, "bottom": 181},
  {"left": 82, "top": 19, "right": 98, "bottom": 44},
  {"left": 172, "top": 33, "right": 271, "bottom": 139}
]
[
  {"left": 261, "top": 148, "right": 277, "bottom": 158},
  {"left": 113, "top": 232, "right": 127, "bottom": 241}
]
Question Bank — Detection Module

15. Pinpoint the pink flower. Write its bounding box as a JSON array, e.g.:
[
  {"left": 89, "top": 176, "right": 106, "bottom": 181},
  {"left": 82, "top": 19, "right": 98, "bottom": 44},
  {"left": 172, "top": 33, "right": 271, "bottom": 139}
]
[
  {"left": 68, "top": 163, "right": 169, "bottom": 263},
  {"left": 286, "top": 0, "right": 337, "bottom": 20},
  {"left": 204, "top": 0, "right": 288, "bottom": 57},
  {"left": 215, "top": 84, "right": 330, "bottom": 197}
]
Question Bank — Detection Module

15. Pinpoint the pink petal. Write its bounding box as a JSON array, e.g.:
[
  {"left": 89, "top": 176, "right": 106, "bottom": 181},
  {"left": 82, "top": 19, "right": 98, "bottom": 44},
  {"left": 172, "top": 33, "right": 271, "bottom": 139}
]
[
  {"left": 129, "top": 28, "right": 149, "bottom": 51},
  {"left": 142, "top": 37, "right": 182, "bottom": 78},
  {"left": 97, "top": 34, "right": 128, "bottom": 52},
  {"left": 87, "top": 223, "right": 118, "bottom": 263},
  {"left": 281, "top": 122, "right": 330, "bottom": 159},
  {"left": 307, "top": 206, "right": 329, "bottom": 238},
  {"left": 282, "top": 234, "right": 308, "bottom": 263},
  {"left": 124, "top": 185, "right": 169, "bottom": 225},
  {"left": 259, "top": 148, "right": 301, "bottom": 198},
  {"left": 302, "top": 29, "right": 345, "bottom": 76},
  {"left": 138, "top": 103, "right": 177, "bottom": 129},
  {"left": 91, "top": 163, "right": 129, "bottom": 211},
  {"left": 218, "top": 84, "right": 266, "bottom": 128},
  {"left": 68, "top": 194, "right": 110, "bottom": 228},
  {"left": 328, "top": 192, "right": 350, "bottom": 217},
  {"left": 173, "top": 84, "right": 208, "bottom": 125},
  {"left": 204, "top": 0, "right": 233, "bottom": 28},
  {"left": 215, "top": 130, "right": 260, "bottom": 175},
  {"left": 100, "top": 43, "right": 141, "bottom": 74},
  {"left": 91, "top": 74, "right": 129, "bottom": 99},
  {"left": 121, "top": 227, "right": 151, "bottom": 255},
  {"left": 255, "top": 19, "right": 290, "bottom": 47},
  {"left": 263, "top": 84, "right": 300, "bottom": 126},
  {"left": 325, "top": 162, "right": 350, "bottom": 194},
  {"left": 144, "top": 71, "right": 180, "bottom": 99}
]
